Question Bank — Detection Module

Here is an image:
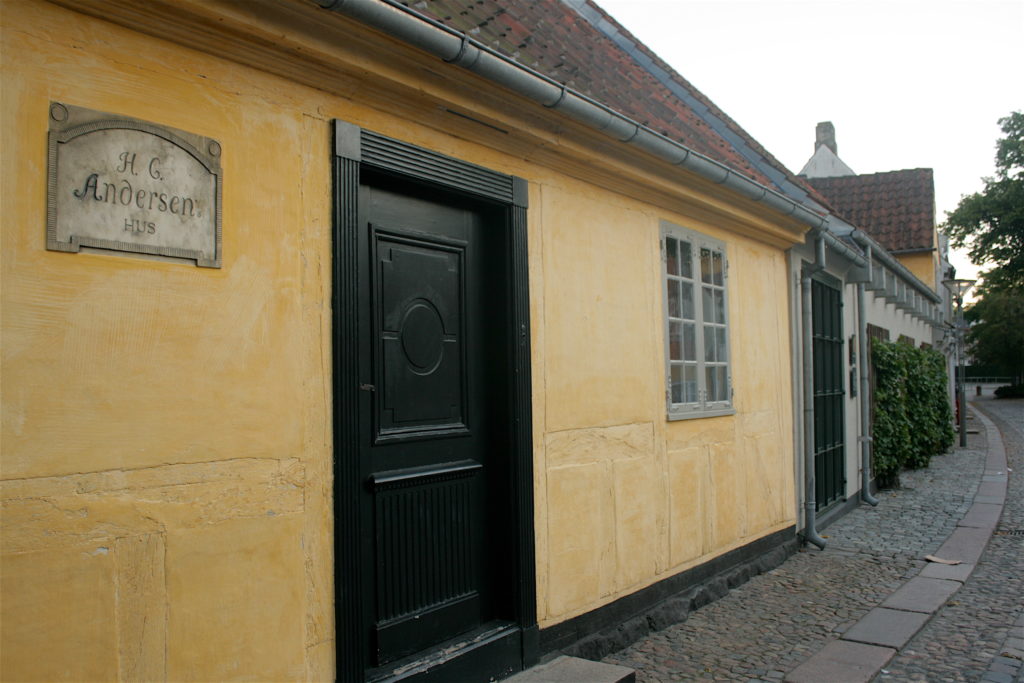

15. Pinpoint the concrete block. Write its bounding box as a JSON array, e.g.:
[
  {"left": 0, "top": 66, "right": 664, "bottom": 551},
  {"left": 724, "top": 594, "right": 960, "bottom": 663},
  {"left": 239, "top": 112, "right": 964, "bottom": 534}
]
[
  {"left": 919, "top": 561, "right": 975, "bottom": 583},
  {"left": 505, "top": 656, "right": 635, "bottom": 683},
  {"left": 841, "top": 607, "right": 930, "bottom": 649},
  {"left": 958, "top": 503, "right": 1003, "bottom": 529},
  {"left": 933, "top": 526, "right": 992, "bottom": 566},
  {"left": 976, "top": 480, "right": 1007, "bottom": 503},
  {"left": 980, "top": 671, "right": 1014, "bottom": 683},
  {"left": 881, "top": 577, "right": 961, "bottom": 613},
  {"left": 785, "top": 640, "right": 895, "bottom": 683}
]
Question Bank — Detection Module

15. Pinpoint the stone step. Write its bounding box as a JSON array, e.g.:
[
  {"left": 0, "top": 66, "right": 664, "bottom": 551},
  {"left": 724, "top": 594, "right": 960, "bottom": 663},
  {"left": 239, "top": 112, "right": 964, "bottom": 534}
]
[{"left": 504, "top": 656, "right": 635, "bottom": 683}]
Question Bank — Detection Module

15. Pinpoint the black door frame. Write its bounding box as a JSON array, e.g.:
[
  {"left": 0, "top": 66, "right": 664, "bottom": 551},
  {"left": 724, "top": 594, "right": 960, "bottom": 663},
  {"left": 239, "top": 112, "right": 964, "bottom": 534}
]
[{"left": 331, "top": 120, "right": 537, "bottom": 682}]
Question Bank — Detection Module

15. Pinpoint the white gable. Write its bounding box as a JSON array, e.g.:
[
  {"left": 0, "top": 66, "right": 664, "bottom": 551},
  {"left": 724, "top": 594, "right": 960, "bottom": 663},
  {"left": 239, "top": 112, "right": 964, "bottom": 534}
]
[{"left": 799, "top": 144, "right": 855, "bottom": 178}]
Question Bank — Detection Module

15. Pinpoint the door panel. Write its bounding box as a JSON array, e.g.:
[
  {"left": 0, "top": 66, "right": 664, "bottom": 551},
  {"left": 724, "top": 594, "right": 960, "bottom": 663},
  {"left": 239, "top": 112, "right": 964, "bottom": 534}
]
[
  {"left": 375, "top": 231, "right": 467, "bottom": 439},
  {"left": 370, "top": 462, "right": 482, "bottom": 661},
  {"left": 359, "top": 180, "right": 504, "bottom": 668}
]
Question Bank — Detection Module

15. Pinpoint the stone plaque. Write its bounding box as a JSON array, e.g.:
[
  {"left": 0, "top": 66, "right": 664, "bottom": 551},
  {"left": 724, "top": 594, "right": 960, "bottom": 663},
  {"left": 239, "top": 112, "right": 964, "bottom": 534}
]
[{"left": 47, "top": 102, "right": 222, "bottom": 267}]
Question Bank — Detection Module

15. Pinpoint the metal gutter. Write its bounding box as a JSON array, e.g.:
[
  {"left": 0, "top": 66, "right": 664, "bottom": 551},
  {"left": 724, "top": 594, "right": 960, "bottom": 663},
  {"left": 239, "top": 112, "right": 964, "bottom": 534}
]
[
  {"left": 561, "top": 0, "right": 817, "bottom": 209},
  {"left": 313, "top": 0, "right": 828, "bottom": 231},
  {"left": 850, "top": 231, "right": 941, "bottom": 304},
  {"left": 819, "top": 221, "right": 867, "bottom": 268}
]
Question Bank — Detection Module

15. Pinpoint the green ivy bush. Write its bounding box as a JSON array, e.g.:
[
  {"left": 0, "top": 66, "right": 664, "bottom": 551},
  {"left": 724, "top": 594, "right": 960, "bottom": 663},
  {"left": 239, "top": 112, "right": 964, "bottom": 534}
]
[
  {"left": 871, "top": 340, "right": 955, "bottom": 487},
  {"left": 872, "top": 341, "right": 912, "bottom": 488}
]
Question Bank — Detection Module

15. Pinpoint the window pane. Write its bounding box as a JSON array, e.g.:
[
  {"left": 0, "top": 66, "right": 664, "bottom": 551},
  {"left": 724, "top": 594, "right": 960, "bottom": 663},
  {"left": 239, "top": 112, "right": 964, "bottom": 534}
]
[
  {"left": 714, "top": 289, "right": 725, "bottom": 324},
  {"left": 684, "top": 364, "right": 698, "bottom": 403},
  {"left": 667, "top": 279, "right": 681, "bottom": 318},
  {"left": 669, "top": 321, "right": 682, "bottom": 360},
  {"left": 702, "top": 286, "right": 714, "bottom": 323},
  {"left": 700, "top": 248, "right": 712, "bottom": 284},
  {"left": 666, "top": 237, "right": 679, "bottom": 276},
  {"left": 716, "top": 367, "right": 728, "bottom": 401},
  {"left": 716, "top": 327, "right": 727, "bottom": 363},
  {"left": 681, "top": 282, "right": 695, "bottom": 320},
  {"left": 705, "top": 365, "right": 717, "bottom": 402},
  {"left": 704, "top": 326, "right": 715, "bottom": 362},
  {"left": 683, "top": 322, "right": 696, "bottom": 361},
  {"left": 670, "top": 364, "right": 683, "bottom": 404},
  {"left": 679, "top": 241, "right": 693, "bottom": 279},
  {"left": 712, "top": 251, "right": 724, "bottom": 286}
]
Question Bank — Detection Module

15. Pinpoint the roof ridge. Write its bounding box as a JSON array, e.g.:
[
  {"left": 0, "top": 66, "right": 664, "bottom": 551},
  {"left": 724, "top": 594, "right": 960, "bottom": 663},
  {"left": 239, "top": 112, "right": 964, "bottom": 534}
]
[
  {"left": 812, "top": 168, "right": 933, "bottom": 178},
  {"left": 570, "top": 0, "right": 837, "bottom": 211}
]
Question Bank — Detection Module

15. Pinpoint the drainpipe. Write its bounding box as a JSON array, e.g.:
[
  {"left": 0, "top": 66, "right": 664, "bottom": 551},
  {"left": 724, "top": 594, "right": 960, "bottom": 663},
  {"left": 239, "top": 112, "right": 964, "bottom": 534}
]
[
  {"left": 800, "top": 233, "right": 827, "bottom": 549},
  {"left": 856, "top": 244, "right": 880, "bottom": 507}
]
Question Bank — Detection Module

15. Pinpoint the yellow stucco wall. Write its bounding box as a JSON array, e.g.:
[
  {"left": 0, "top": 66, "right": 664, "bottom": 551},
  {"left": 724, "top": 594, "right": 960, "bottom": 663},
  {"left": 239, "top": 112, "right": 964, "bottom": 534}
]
[
  {"left": 2, "top": 2, "right": 797, "bottom": 679},
  {"left": 532, "top": 179, "right": 795, "bottom": 624},
  {"left": 2, "top": 4, "right": 335, "bottom": 679},
  {"left": 897, "top": 251, "right": 938, "bottom": 291}
]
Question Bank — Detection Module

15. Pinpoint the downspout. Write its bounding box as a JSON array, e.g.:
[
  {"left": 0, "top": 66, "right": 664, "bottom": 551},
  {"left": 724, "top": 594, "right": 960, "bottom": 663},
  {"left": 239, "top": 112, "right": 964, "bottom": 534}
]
[
  {"left": 801, "top": 233, "right": 827, "bottom": 549},
  {"left": 314, "top": 0, "right": 829, "bottom": 231},
  {"left": 857, "top": 244, "right": 880, "bottom": 507}
]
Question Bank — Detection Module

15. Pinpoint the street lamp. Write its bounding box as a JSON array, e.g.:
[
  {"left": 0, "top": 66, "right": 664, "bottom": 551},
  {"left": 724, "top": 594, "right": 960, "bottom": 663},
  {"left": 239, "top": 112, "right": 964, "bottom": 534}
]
[{"left": 942, "top": 277, "right": 975, "bottom": 447}]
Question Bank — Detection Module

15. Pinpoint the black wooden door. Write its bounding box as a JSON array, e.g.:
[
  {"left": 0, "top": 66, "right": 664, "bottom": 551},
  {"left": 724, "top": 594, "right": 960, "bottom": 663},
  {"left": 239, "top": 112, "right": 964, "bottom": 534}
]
[
  {"left": 812, "top": 278, "right": 845, "bottom": 511},
  {"left": 358, "top": 177, "right": 509, "bottom": 668}
]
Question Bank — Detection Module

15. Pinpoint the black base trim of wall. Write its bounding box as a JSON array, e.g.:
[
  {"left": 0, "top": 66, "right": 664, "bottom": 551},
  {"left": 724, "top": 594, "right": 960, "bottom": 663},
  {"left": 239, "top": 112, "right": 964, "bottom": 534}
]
[{"left": 538, "top": 526, "right": 798, "bottom": 660}]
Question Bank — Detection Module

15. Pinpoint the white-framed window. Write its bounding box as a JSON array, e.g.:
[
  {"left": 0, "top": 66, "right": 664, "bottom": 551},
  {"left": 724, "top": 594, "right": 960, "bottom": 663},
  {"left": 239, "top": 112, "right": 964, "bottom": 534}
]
[{"left": 661, "top": 220, "right": 734, "bottom": 419}]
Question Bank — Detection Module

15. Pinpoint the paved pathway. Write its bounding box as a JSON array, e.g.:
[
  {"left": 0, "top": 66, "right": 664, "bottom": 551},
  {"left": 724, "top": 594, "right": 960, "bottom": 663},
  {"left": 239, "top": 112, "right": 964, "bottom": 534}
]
[
  {"left": 875, "top": 398, "right": 1023, "bottom": 683},
  {"left": 603, "top": 397, "right": 1022, "bottom": 681}
]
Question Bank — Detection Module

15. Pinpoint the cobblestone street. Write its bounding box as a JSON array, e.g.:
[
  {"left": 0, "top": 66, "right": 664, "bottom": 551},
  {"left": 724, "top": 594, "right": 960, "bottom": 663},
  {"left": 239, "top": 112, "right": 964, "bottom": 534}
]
[
  {"left": 877, "top": 398, "right": 1024, "bottom": 683},
  {"left": 604, "top": 396, "right": 1023, "bottom": 681}
]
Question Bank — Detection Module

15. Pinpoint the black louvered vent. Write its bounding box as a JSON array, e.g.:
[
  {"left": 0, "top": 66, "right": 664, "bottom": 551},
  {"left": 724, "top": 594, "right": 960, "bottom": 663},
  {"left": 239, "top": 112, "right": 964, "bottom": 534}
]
[{"left": 362, "top": 131, "right": 513, "bottom": 202}]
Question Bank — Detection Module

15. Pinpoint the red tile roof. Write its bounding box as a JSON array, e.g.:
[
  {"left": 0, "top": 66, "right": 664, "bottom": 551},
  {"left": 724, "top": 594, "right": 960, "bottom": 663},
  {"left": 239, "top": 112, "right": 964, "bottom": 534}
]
[
  {"left": 401, "top": 0, "right": 827, "bottom": 201},
  {"left": 806, "top": 170, "right": 936, "bottom": 252}
]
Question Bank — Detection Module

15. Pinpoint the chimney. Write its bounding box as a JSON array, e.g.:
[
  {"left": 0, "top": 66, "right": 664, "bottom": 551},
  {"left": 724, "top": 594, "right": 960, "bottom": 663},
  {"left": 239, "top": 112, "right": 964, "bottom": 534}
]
[{"left": 815, "top": 121, "right": 837, "bottom": 155}]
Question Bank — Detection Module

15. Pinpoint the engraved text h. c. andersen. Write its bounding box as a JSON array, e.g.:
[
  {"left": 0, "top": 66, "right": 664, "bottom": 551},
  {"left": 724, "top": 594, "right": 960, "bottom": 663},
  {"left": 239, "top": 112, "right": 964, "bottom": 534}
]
[{"left": 72, "top": 150, "right": 204, "bottom": 236}]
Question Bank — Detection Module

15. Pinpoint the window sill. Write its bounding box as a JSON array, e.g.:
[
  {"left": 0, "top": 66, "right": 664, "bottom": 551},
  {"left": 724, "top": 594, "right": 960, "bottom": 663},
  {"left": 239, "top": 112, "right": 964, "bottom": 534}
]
[{"left": 667, "top": 407, "right": 736, "bottom": 421}]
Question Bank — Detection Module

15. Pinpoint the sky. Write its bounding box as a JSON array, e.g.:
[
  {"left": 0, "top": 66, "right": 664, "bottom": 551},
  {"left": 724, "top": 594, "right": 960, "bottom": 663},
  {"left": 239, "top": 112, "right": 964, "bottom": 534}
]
[{"left": 594, "top": 0, "right": 1024, "bottom": 284}]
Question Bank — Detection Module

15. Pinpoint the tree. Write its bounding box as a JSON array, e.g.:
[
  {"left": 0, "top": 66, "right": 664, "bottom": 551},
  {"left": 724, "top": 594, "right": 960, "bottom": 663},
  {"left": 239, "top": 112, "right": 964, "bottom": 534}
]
[
  {"left": 944, "top": 111, "right": 1024, "bottom": 289},
  {"left": 964, "top": 285, "right": 1024, "bottom": 382}
]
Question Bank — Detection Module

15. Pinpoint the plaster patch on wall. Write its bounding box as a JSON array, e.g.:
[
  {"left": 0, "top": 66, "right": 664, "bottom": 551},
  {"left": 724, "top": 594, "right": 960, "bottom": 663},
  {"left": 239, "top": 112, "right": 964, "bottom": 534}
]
[
  {"left": 708, "top": 442, "right": 748, "bottom": 548},
  {"left": 667, "top": 445, "right": 706, "bottom": 566},
  {"left": 545, "top": 422, "right": 655, "bottom": 465},
  {"left": 743, "top": 432, "right": 786, "bottom": 528},
  {"left": 612, "top": 455, "right": 662, "bottom": 589},
  {"left": 0, "top": 459, "right": 303, "bottom": 681},
  {"left": 544, "top": 461, "right": 615, "bottom": 618},
  {"left": 0, "top": 457, "right": 304, "bottom": 554},
  {"left": 115, "top": 533, "right": 167, "bottom": 682},
  {"left": 664, "top": 417, "right": 736, "bottom": 452}
]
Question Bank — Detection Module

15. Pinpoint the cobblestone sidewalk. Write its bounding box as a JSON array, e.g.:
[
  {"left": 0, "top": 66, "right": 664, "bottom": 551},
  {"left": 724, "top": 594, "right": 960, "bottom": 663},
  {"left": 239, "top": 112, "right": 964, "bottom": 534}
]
[{"left": 604, "top": 397, "right": 1019, "bottom": 681}]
